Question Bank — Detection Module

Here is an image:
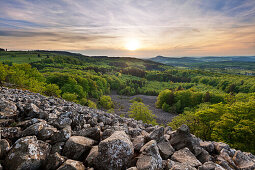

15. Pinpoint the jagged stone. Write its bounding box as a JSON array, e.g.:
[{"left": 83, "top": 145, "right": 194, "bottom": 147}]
[
  {"left": 170, "top": 124, "right": 201, "bottom": 156},
  {"left": 136, "top": 140, "right": 162, "bottom": 170},
  {"left": 233, "top": 150, "right": 255, "bottom": 170},
  {"left": 157, "top": 139, "right": 175, "bottom": 159},
  {"left": 0, "top": 139, "right": 10, "bottom": 159},
  {"left": 199, "top": 141, "right": 215, "bottom": 153},
  {"left": 166, "top": 159, "right": 196, "bottom": 170},
  {"left": 214, "top": 142, "right": 230, "bottom": 153},
  {"left": 132, "top": 135, "right": 145, "bottom": 151},
  {"left": 51, "top": 125, "right": 71, "bottom": 143},
  {"left": 63, "top": 136, "right": 95, "bottom": 160},
  {"left": 196, "top": 148, "right": 212, "bottom": 164},
  {"left": 1, "top": 127, "right": 21, "bottom": 139},
  {"left": 38, "top": 124, "right": 58, "bottom": 140},
  {"left": 73, "top": 126, "right": 101, "bottom": 141},
  {"left": 146, "top": 126, "right": 164, "bottom": 142},
  {"left": 127, "top": 167, "right": 138, "bottom": 170},
  {"left": 85, "top": 145, "right": 98, "bottom": 167},
  {"left": 198, "top": 161, "right": 225, "bottom": 170},
  {"left": 57, "top": 159, "right": 85, "bottom": 170},
  {"left": 97, "top": 131, "right": 134, "bottom": 170},
  {"left": 44, "top": 152, "right": 66, "bottom": 170},
  {"left": 22, "top": 122, "right": 46, "bottom": 137},
  {"left": 171, "top": 147, "right": 202, "bottom": 167},
  {"left": 0, "top": 100, "right": 17, "bottom": 114},
  {"left": 5, "top": 136, "right": 51, "bottom": 170},
  {"left": 51, "top": 142, "right": 65, "bottom": 154}
]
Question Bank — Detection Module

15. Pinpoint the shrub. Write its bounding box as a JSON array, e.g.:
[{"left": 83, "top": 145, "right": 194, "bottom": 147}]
[{"left": 99, "top": 95, "right": 113, "bottom": 109}]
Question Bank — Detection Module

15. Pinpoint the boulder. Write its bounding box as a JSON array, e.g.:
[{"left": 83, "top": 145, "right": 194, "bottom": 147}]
[
  {"left": 233, "top": 150, "right": 255, "bottom": 170},
  {"left": 22, "top": 122, "right": 46, "bottom": 137},
  {"left": 199, "top": 141, "right": 215, "bottom": 153},
  {"left": 85, "top": 146, "right": 99, "bottom": 167},
  {"left": 157, "top": 139, "right": 175, "bottom": 159},
  {"left": 44, "top": 152, "right": 66, "bottom": 170},
  {"left": 57, "top": 159, "right": 85, "bottom": 170},
  {"left": 171, "top": 147, "right": 202, "bottom": 167},
  {"left": 196, "top": 148, "right": 212, "bottom": 164},
  {"left": 38, "top": 124, "right": 58, "bottom": 140},
  {"left": 74, "top": 126, "right": 101, "bottom": 141},
  {"left": 132, "top": 135, "right": 145, "bottom": 151},
  {"left": 0, "top": 100, "right": 17, "bottom": 114},
  {"left": 51, "top": 125, "right": 71, "bottom": 143},
  {"left": 97, "top": 131, "right": 134, "bottom": 170},
  {"left": 63, "top": 136, "right": 95, "bottom": 160},
  {"left": 146, "top": 127, "right": 164, "bottom": 142},
  {"left": 165, "top": 159, "right": 196, "bottom": 170},
  {"left": 5, "top": 136, "right": 51, "bottom": 170},
  {"left": 198, "top": 161, "right": 225, "bottom": 170},
  {"left": 136, "top": 140, "right": 162, "bottom": 170},
  {"left": 0, "top": 139, "right": 10, "bottom": 159}
]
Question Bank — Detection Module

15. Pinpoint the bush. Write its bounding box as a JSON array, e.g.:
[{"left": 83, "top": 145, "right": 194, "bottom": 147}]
[
  {"left": 62, "top": 92, "right": 78, "bottom": 102},
  {"left": 44, "top": 84, "right": 61, "bottom": 97},
  {"left": 87, "top": 100, "right": 97, "bottom": 109},
  {"left": 99, "top": 95, "right": 113, "bottom": 109},
  {"left": 129, "top": 97, "right": 143, "bottom": 103},
  {"left": 128, "top": 102, "right": 157, "bottom": 125}
]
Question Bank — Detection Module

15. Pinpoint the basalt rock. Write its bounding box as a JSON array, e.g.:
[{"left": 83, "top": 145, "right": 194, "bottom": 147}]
[{"left": 0, "top": 87, "right": 254, "bottom": 170}]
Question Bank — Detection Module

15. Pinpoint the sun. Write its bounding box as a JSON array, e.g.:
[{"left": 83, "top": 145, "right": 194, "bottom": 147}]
[{"left": 125, "top": 39, "right": 140, "bottom": 51}]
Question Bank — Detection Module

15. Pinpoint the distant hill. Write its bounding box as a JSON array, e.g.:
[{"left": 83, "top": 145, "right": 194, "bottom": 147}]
[{"left": 148, "top": 56, "right": 255, "bottom": 72}]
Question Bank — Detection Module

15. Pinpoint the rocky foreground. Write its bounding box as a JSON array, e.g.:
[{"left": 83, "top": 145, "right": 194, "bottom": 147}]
[{"left": 0, "top": 87, "right": 255, "bottom": 170}]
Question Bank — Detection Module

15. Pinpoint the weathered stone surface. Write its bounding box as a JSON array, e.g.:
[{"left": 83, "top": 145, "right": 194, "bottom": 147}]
[
  {"left": 57, "top": 159, "right": 85, "bottom": 170},
  {"left": 233, "top": 150, "right": 255, "bottom": 170},
  {"left": 22, "top": 122, "right": 46, "bottom": 137},
  {"left": 97, "top": 131, "right": 134, "bottom": 170},
  {"left": 146, "top": 127, "right": 164, "bottom": 142},
  {"left": 197, "top": 148, "right": 212, "bottom": 164},
  {"left": 1, "top": 127, "right": 21, "bottom": 139},
  {"left": 137, "top": 140, "right": 162, "bottom": 170},
  {"left": 63, "top": 136, "right": 95, "bottom": 160},
  {"left": 38, "top": 124, "right": 58, "bottom": 140},
  {"left": 127, "top": 167, "right": 138, "bottom": 170},
  {"left": 214, "top": 142, "right": 230, "bottom": 153},
  {"left": 0, "top": 100, "right": 17, "bottom": 114},
  {"left": 44, "top": 152, "right": 66, "bottom": 170},
  {"left": 157, "top": 139, "right": 175, "bottom": 159},
  {"left": 0, "top": 139, "right": 10, "bottom": 159},
  {"left": 51, "top": 125, "right": 71, "bottom": 143},
  {"left": 171, "top": 147, "right": 202, "bottom": 167},
  {"left": 199, "top": 141, "right": 215, "bottom": 153},
  {"left": 198, "top": 161, "right": 225, "bottom": 170},
  {"left": 166, "top": 159, "right": 196, "bottom": 170},
  {"left": 170, "top": 125, "right": 201, "bottom": 156},
  {"left": 5, "top": 136, "right": 51, "bottom": 170},
  {"left": 85, "top": 145, "right": 98, "bottom": 167},
  {"left": 73, "top": 126, "right": 101, "bottom": 141},
  {"left": 132, "top": 135, "right": 145, "bottom": 151}
]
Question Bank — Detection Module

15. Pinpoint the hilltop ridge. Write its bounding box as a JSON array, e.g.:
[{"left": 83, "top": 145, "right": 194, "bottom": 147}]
[{"left": 0, "top": 87, "right": 255, "bottom": 170}]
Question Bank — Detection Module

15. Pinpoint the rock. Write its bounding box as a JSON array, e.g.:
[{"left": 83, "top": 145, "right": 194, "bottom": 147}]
[
  {"left": 166, "top": 159, "right": 196, "bottom": 170},
  {"left": 214, "top": 142, "right": 230, "bottom": 153},
  {"left": 128, "top": 127, "right": 142, "bottom": 138},
  {"left": 220, "top": 149, "right": 237, "bottom": 169},
  {"left": 97, "top": 131, "right": 134, "bottom": 170},
  {"left": 233, "top": 150, "right": 255, "bottom": 170},
  {"left": 51, "top": 125, "right": 71, "bottom": 143},
  {"left": 57, "top": 159, "right": 85, "bottom": 170},
  {"left": 0, "top": 100, "right": 17, "bottom": 114},
  {"left": 63, "top": 136, "right": 95, "bottom": 160},
  {"left": 136, "top": 140, "right": 162, "bottom": 170},
  {"left": 38, "top": 124, "right": 58, "bottom": 140},
  {"left": 74, "top": 126, "right": 101, "bottom": 141},
  {"left": 216, "top": 155, "right": 234, "bottom": 170},
  {"left": 54, "top": 116, "right": 72, "bottom": 129},
  {"left": 85, "top": 146, "right": 99, "bottom": 167},
  {"left": 199, "top": 141, "right": 215, "bottom": 153},
  {"left": 22, "top": 122, "right": 46, "bottom": 137},
  {"left": 26, "top": 103, "right": 40, "bottom": 117},
  {"left": 5, "top": 136, "right": 51, "bottom": 170},
  {"left": 170, "top": 124, "right": 201, "bottom": 156},
  {"left": 196, "top": 148, "right": 212, "bottom": 164},
  {"left": 171, "top": 147, "right": 202, "bottom": 167},
  {"left": 44, "top": 152, "right": 66, "bottom": 170},
  {"left": 127, "top": 167, "right": 138, "bottom": 170},
  {"left": 198, "top": 161, "right": 225, "bottom": 170},
  {"left": 51, "top": 142, "right": 65, "bottom": 154},
  {"left": 146, "top": 127, "right": 164, "bottom": 142},
  {"left": 132, "top": 135, "right": 145, "bottom": 151},
  {"left": 1, "top": 127, "right": 21, "bottom": 139},
  {"left": 0, "top": 139, "right": 10, "bottom": 159},
  {"left": 157, "top": 139, "right": 175, "bottom": 159}
]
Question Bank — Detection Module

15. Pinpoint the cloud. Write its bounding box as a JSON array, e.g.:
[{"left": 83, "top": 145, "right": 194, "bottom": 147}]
[{"left": 0, "top": 0, "right": 254, "bottom": 56}]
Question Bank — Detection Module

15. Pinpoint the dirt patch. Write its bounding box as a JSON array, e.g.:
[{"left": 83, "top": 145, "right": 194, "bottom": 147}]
[{"left": 110, "top": 92, "right": 177, "bottom": 125}]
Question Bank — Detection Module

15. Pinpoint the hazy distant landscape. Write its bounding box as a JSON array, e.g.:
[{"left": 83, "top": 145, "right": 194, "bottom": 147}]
[{"left": 1, "top": 0, "right": 255, "bottom": 169}]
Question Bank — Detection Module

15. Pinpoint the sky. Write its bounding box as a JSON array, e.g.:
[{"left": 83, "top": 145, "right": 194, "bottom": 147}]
[{"left": 0, "top": 0, "right": 255, "bottom": 57}]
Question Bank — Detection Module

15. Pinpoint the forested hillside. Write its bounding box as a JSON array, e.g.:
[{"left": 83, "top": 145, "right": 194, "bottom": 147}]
[{"left": 0, "top": 50, "right": 255, "bottom": 153}]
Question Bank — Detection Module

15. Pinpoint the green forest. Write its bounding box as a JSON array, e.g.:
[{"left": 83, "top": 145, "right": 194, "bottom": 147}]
[{"left": 0, "top": 50, "right": 255, "bottom": 153}]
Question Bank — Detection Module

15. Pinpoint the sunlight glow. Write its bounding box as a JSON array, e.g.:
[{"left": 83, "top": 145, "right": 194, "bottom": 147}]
[{"left": 125, "top": 39, "right": 140, "bottom": 51}]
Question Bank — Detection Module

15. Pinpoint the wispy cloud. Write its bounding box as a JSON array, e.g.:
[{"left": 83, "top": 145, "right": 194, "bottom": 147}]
[{"left": 0, "top": 0, "right": 254, "bottom": 56}]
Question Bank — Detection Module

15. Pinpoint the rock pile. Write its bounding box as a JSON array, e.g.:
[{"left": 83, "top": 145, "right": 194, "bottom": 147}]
[{"left": 0, "top": 87, "right": 255, "bottom": 170}]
